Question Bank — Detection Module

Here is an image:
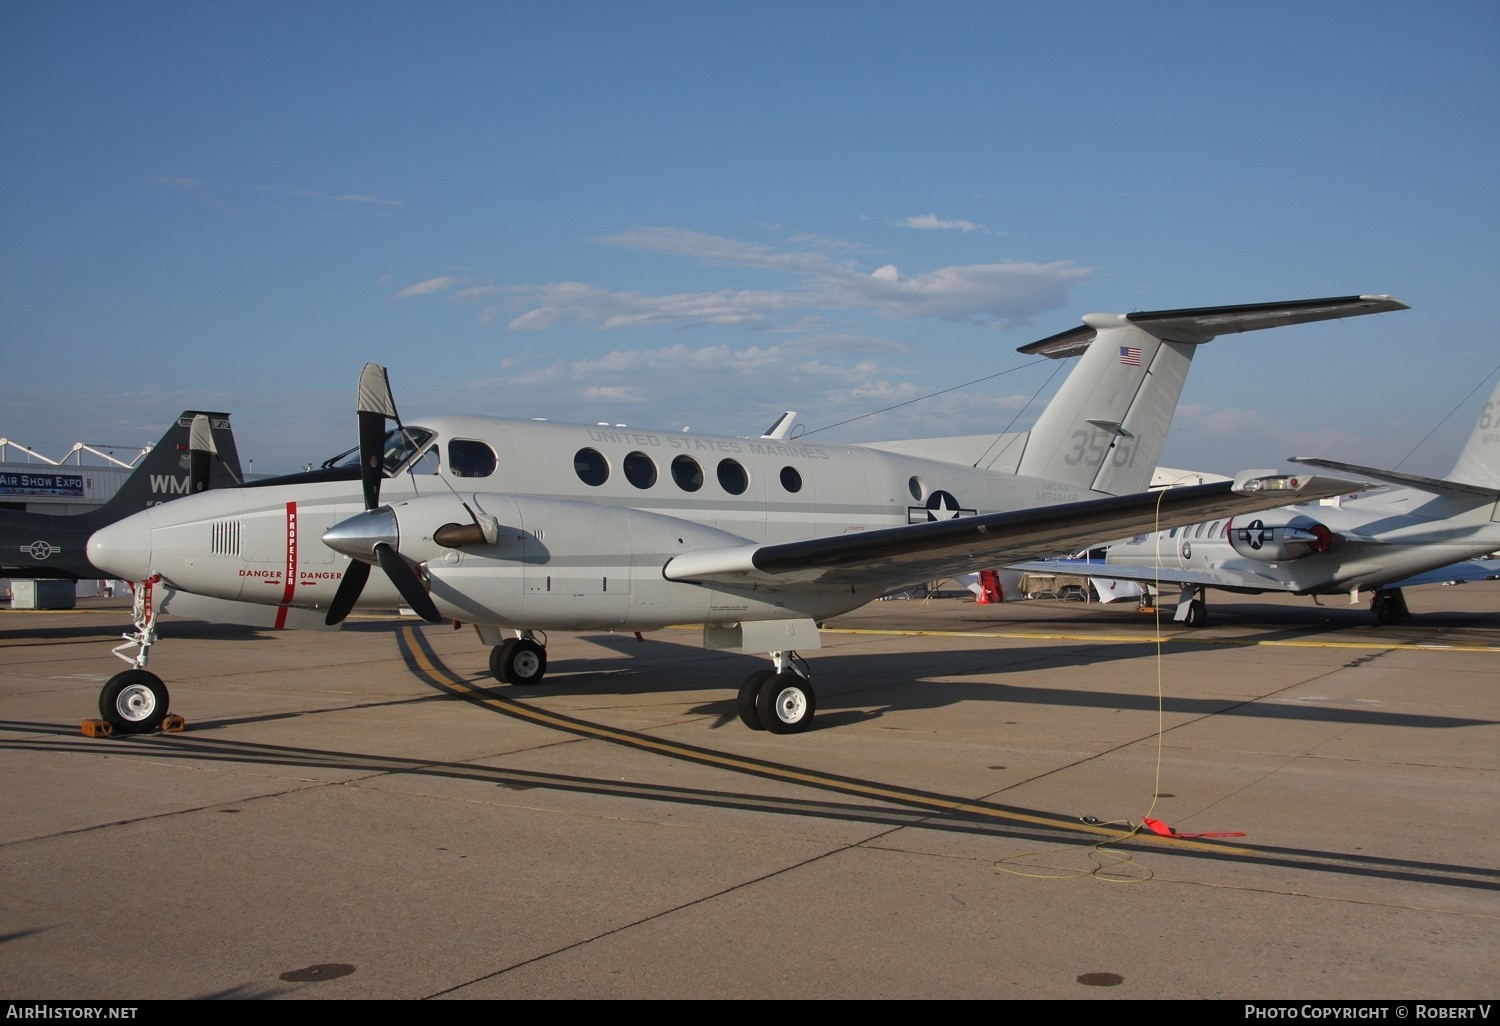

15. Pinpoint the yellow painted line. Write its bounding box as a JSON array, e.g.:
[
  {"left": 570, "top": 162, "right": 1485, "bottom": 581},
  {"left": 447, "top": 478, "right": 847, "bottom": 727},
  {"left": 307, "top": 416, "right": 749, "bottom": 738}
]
[
  {"left": 398, "top": 626, "right": 1252, "bottom": 856},
  {"left": 819, "top": 625, "right": 1500, "bottom": 653}
]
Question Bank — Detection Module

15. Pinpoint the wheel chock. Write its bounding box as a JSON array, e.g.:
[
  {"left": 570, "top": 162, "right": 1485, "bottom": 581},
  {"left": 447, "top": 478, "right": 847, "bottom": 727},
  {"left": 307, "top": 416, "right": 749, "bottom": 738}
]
[
  {"left": 80, "top": 719, "right": 114, "bottom": 738},
  {"left": 162, "top": 714, "right": 187, "bottom": 733}
]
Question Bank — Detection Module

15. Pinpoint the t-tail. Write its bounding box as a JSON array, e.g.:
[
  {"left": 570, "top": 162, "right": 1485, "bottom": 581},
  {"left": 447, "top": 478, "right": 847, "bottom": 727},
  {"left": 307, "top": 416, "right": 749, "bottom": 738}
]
[
  {"left": 1015, "top": 295, "right": 1408, "bottom": 495},
  {"left": 96, "top": 411, "right": 243, "bottom": 522}
]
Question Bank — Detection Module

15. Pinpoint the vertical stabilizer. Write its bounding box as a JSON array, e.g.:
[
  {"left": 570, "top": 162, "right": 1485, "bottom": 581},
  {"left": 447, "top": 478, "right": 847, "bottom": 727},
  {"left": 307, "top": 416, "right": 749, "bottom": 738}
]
[
  {"left": 1013, "top": 295, "right": 1408, "bottom": 496},
  {"left": 1016, "top": 316, "right": 1196, "bottom": 494},
  {"left": 1448, "top": 375, "right": 1500, "bottom": 490},
  {"left": 97, "top": 412, "right": 242, "bottom": 519}
]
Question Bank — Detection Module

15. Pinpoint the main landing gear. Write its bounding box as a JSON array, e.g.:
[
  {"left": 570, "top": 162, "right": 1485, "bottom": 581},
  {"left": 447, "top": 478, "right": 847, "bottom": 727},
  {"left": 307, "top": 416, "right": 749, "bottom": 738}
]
[
  {"left": 1171, "top": 585, "right": 1208, "bottom": 628},
  {"left": 488, "top": 631, "right": 549, "bottom": 685},
  {"left": 92, "top": 575, "right": 179, "bottom": 735},
  {"left": 1371, "top": 588, "right": 1410, "bottom": 626},
  {"left": 737, "top": 651, "right": 815, "bottom": 735}
]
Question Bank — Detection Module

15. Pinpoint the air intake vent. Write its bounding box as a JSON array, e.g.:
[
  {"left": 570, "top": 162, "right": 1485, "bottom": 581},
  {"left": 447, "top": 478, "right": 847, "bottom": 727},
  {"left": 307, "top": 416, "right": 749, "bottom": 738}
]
[{"left": 211, "top": 519, "right": 241, "bottom": 557}]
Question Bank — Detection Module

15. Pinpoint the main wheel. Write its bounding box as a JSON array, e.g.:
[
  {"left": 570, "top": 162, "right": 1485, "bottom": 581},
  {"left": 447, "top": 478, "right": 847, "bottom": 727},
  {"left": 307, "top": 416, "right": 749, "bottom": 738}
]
[
  {"left": 737, "top": 669, "right": 776, "bottom": 730},
  {"left": 500, "top": 638, "right": 547, "bottom": 685},
  {"left": 489, "top": 639, "right": 516, "bottom": 683},
  {"left": 99, "top": 670, "right": 170, "bottom": 735},
  {"left": 1372, "top": 592, "right": 1406, "bottom": 626},
  {"left": 754, "top": 671, "right": 815, "bottom": 735},
  {"left": 1183, "top": 599, "right": 1206, "bottom": 628}
]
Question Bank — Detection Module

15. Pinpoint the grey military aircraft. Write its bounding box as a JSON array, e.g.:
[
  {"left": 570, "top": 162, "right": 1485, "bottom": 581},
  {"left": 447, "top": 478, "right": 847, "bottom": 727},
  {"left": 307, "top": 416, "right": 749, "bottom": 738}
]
[
  {"left": 1, "top": 412, "right": 241, "bottom": 582},
  {"left": 85, "top": 295, "right": 1404, "bottom": 736},
  {"left": 1009, "top": 371, "right": 1500, "bottom": 626}
]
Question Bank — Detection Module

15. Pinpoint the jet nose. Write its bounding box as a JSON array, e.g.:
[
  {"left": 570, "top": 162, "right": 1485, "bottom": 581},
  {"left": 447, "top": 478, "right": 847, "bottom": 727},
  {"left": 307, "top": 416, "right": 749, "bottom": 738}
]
[
  {"left": 87, "top": 513, "right": 155, "bottom": 583},
  {"left": 322, "top": 506, "right": 399, "bottom": 562}
]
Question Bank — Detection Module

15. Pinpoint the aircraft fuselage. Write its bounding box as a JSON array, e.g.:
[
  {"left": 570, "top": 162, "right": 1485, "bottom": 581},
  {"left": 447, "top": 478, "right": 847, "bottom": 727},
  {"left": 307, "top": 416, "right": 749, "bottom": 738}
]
[{"left": 89, "top": 414, "right": 1113, "bottom": 629}]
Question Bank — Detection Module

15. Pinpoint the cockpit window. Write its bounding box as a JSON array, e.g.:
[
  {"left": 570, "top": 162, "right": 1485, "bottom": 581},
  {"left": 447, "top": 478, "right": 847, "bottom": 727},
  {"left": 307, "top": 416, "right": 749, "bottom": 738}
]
[
  {"left": 327, "top": 427, "right": 436, "bottom": 477},
  {"left": 447, "top": 438, "right": 497, "bottom": 478}
]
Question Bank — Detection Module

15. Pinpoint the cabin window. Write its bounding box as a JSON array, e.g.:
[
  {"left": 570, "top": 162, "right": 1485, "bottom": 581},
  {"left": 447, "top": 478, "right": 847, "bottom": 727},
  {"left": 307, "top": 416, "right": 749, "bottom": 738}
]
[
  {"left": 1168, "top": 527, "right": 1179, "bottom": 538},
  {"left": 447, "top": 439, "right": 496, "bottom": 478},
  {"left": 1208, "top": 520, "right": 1221, "bottom": 538},
  {"left": 908, "top": 476, "right": 925, "bottom": 501},
  {"left": 574, "top": 447, "right": 609, "bottom": 486},
  {"left": 780, "top": 466, "right": 802, "bottom": 493},
  {"left": 672, "top": 455, "right": 704, "bottom": 492},
  {"left": 717, "top": 458, "right": 748, "bottom": 495},
  {"left": 624, "top": 451, "right": 657, "bottom": 489}
]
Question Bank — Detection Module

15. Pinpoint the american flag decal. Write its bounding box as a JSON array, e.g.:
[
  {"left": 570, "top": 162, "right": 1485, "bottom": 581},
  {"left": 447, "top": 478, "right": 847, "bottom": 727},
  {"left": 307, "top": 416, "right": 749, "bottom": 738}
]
[{"left": 1119, "top": 345, "right": 1142, "bottom": 366}]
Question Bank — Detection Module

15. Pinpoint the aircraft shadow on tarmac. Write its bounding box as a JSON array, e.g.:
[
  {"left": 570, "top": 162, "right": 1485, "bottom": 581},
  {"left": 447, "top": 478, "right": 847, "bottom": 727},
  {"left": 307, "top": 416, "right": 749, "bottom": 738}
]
[{"left": 452, "top": 628, "right": 1497, "bottom": 733}]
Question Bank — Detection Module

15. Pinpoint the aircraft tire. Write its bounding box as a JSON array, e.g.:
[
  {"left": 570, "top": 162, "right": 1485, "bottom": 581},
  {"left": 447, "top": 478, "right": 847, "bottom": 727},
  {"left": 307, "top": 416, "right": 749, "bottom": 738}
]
[
  {"left": 1373, "top": 592, "right": 1405, "bottom": 626},
  {"left": 737, "top": 670, "right": 776, "bottom": 730},
  {"left": 1184, "top": 599, "right": 1206, "bottom": 628},
  {"left": 99, "top": 670, "right": 170, "bottom": 735},
  {"left": 755, "top": 671, "right": 815, "bottom": 735},
  {"left": 489, "top": 640, "right": 516, "bottom": 683},
  {"left": 501, "top": 638, "right": 547, "bottom": 685}
]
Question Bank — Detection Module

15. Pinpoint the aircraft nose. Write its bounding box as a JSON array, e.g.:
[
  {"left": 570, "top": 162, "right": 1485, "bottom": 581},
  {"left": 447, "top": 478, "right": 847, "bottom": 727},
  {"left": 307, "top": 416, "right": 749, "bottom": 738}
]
[
  {"left": 322, "top": 506, "right": 399, "bottom": 562},
  {"left": 87, "top": 513, "right": 155, "bottom": 583}
]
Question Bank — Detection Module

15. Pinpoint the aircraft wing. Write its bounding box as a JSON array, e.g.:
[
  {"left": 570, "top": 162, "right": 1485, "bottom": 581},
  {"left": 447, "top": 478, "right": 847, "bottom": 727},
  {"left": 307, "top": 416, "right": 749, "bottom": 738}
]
[
  {"left": 1288, "top": 457, "right": 1500, "bottom": 500},
  {"left": 1003, "top": 558, "right": 1295, "bottom": 594},
  {"left": 1383, "top": 558, "right": 1500, "bottom": 590},
  {"left": 663, "top": 471, "right": 1367, "bottom": 591}
]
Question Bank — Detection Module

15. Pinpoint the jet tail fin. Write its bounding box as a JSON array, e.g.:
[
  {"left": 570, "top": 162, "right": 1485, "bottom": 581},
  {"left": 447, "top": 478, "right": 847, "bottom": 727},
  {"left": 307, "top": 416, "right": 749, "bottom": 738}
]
[
  {"left": 1446, "top": 373, "right": 1500, "bottom": 491},
  {"left": 1015, "top": 295, "right": 1408, "bottom": 495},
  {"left": 1291, "top": 371, "right": 1500, "bottom": 498},
  {"left": 94, "top": 412, "right": 243, "bottom": 521}
]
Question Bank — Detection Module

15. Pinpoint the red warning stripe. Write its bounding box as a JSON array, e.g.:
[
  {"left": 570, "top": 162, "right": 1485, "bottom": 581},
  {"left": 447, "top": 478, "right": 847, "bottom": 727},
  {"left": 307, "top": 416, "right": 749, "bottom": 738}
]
[{"left": 276, "top": 501, "right": 297, "bottom": 629}]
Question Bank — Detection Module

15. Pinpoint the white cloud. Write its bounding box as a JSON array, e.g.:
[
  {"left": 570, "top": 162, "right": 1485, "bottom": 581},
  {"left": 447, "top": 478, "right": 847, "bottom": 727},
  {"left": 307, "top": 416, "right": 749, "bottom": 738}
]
[
  {"left": 898, "top": 213, "right": 983, "bottom": 232},
  {"left": 434, "top": 227, "right": 1096, "bottom": 332},
  {"left": 394, "top": 276, "right": 465, "bottom": 299},
  {"left": 330, "top": 193, "right": 403, "bottom": 206}
]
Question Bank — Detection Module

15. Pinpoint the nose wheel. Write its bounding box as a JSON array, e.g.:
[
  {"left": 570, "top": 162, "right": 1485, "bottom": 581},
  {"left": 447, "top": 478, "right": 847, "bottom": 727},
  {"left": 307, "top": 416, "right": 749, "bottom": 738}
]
[{"left": 98, "top": 670, "right": 170, "bottom": 735}]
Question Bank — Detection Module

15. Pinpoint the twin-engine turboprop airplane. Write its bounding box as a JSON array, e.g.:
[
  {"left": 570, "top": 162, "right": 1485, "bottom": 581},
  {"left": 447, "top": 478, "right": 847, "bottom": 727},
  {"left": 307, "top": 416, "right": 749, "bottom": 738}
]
[
  {"left": 1009, "top": 371, "right": 1500, "bottom": 626},
  {"left": 86, "top": 295, "right": 1403, "bottom": 735},
  {"left": 1, "top": 412, "right": 242, "bottom": 582}
]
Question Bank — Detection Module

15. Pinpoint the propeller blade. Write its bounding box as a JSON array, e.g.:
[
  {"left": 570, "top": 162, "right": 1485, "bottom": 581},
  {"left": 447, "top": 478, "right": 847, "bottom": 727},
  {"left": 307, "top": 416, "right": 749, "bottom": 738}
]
[
  {"left": 356, "top": 363, "right": 399, "bottom": 510},
  {"left": 375, "top": 542, "right": 443, "bottom": 624},
  {"left": 324, "top": 559, "right": 371, "bottom": 626}
]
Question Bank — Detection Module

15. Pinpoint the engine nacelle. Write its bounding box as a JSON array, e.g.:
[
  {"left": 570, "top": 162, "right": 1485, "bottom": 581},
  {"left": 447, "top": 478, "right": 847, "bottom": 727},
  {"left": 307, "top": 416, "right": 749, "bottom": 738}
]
[{"left": 1227, "top": 511, "right": 1340, "bottom": 562}]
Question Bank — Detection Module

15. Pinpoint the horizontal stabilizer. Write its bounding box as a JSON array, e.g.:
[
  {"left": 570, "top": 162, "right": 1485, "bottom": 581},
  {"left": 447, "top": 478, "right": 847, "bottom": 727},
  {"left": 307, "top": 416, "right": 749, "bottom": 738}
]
[{"left": 1018, "top": 294, "right": 1407, "bottom": 358}]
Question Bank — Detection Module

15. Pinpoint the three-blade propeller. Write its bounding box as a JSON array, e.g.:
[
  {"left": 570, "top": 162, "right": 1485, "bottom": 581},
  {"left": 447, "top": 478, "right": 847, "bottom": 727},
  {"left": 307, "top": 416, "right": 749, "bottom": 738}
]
[{"left": 324, "top": 364, "right": 443, "bottom": 626}]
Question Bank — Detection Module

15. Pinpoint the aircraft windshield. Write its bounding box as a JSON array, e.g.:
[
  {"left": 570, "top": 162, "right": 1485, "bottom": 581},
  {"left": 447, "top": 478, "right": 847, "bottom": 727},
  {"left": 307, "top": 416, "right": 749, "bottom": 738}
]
[{"left": 325, "top": 427, "right": 436, "bottom": 476}]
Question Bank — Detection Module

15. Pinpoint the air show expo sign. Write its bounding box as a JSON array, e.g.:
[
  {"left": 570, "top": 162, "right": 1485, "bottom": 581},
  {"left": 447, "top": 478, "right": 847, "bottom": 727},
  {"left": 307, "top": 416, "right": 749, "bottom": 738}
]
[{"left": 0, "top": 471, "right": 85, "bottom": 497}]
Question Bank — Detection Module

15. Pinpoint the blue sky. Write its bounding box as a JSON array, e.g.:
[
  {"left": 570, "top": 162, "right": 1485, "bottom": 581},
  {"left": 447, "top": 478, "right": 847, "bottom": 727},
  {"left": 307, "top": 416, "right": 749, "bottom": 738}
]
[{"left": 2, "top": 1, "right": 1496, "bottom": 478}]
